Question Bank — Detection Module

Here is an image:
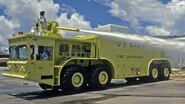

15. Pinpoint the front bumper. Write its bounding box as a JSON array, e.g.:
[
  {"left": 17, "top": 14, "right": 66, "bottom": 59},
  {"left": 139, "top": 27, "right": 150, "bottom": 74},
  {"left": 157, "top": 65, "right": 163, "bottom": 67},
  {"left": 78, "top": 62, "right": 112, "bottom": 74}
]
[{"left": 2, "top": 73, "right": 27, "bottom": 79}]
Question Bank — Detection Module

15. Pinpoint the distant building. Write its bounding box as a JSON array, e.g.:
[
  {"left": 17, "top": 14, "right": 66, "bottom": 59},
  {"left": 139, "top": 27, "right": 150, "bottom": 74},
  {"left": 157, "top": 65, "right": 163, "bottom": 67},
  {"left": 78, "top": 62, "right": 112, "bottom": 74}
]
[
  {"left": 0, "top": 52, "right": 9, "bottom": 66},
  {"left": 95, "top": 24, "right": 128, "bottom": 33},
  {"left": 0, "top": 52, "right": 9, "bottom": 58}
]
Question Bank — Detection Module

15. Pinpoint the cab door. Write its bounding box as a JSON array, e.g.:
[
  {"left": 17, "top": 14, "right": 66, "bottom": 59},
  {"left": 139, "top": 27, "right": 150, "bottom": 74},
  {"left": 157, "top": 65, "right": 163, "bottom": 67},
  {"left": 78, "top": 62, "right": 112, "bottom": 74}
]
[
  {"left": 29, "top": 44, "right": 54, "bottom": 85},
  {"left": 34, "top": 45, "right": 54, "bottom": 85},
  {"left": 28, "top": 45, "right": 36, "bottom": 81}
]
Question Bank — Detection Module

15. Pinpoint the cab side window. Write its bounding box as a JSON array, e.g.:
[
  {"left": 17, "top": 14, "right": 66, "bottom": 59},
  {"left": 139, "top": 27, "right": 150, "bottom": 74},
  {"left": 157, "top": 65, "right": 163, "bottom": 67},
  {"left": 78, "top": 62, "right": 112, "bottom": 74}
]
[
  {"left": 59, "top": 44, "right": 69, "bottom": 56},
  {"left": 37, "top": 46, "right": 53, "bottom": 60},
  {"left": 72, "top": 45, "right": 81, "bottom": 56},
  {"left": 82, "top": 45, "right": 91, "bottom": 57}
]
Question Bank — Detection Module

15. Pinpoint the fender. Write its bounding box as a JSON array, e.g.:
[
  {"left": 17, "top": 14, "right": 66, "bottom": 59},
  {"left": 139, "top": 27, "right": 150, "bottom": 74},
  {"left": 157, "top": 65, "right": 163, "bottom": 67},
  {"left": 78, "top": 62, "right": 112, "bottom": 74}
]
[{"left": 54, "top": 57, "right": 115, "bottom": 85}]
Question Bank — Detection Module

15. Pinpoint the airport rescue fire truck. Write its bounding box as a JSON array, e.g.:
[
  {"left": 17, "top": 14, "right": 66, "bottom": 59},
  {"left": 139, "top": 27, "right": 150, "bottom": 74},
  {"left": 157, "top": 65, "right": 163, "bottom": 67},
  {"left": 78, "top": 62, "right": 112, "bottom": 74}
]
[{"left": 2, "top": 20, "right": 171, "bottom": 92}]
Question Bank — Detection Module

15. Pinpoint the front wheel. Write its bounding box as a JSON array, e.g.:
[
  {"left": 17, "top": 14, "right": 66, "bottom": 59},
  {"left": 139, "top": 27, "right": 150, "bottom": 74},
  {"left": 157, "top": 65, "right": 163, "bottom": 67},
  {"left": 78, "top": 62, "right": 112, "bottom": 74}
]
[
  {"left": 89, "top": 65, "right": 112, "bottom": 90},
  {"left": 60, "top": 65, "right": 87, "bottom": 93}
]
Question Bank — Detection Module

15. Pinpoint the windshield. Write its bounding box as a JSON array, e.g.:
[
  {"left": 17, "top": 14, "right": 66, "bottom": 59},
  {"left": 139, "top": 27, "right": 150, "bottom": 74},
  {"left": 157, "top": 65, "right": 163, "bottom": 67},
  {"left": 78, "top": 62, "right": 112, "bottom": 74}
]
[
  {"left": 9, "top": 45, "right": 27, "bottom": 60},
  {"left": 18, "top": 45, "right": 27, "bottom": 60},
  {"left": 10, "top": 46, "right": 17, "bottom": 60}
]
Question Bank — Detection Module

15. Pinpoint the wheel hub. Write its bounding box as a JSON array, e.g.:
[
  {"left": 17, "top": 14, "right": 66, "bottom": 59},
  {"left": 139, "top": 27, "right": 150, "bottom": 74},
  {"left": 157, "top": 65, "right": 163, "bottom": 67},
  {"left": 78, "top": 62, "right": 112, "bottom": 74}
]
[
  {"left": 164, "top": 68, "right": 169, "bottom": 77},
  {"left": 98, "top": 71, "right": 108, "bottom": 85},
  {"left": 72, "top": 72, "right": 84, "bottom": 88},
  {"left": 152, "top": 68, "right": 158, "bottom": 79}
]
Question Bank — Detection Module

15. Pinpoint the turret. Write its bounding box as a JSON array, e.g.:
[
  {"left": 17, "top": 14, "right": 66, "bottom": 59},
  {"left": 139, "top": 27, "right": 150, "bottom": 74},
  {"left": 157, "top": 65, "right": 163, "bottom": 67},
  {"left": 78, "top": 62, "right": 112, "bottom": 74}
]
[{"left": 41, "top": 20, "right": 80, "bottom": 38}]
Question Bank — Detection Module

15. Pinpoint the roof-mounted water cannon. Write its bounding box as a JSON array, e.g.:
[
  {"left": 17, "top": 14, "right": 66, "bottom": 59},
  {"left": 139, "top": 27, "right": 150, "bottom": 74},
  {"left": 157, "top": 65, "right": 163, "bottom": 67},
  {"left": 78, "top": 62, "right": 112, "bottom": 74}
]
[
  {"left": 56, "top": 27, "right": 80, "bottom": 32},
  {"left": 41, "top": 20, "right": 80, "bottom": 38},
  {"left": 31, "top": 11, "right": 80, "bottom": 37},
  {"left": 47, "top": 21, "right": 80, "bottom": 33}
]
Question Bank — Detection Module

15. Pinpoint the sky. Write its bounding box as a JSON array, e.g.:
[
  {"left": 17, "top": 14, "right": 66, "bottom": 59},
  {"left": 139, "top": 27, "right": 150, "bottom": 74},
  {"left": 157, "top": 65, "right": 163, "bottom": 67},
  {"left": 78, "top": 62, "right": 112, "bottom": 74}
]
[{"left": 1, "top": 0, "right": 185, "bottom": 49}]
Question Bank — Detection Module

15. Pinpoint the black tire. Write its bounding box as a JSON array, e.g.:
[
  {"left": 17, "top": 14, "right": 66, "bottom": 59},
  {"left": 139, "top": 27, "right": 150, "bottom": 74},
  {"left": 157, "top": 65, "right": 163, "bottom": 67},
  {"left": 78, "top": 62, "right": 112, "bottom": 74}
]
[
  {"left": 89, "top": 65, "right": 112, "bottom": 90},
  {"left": 148, "top": 64, "right": 160, "bottom": 82},
  {"left": 60, "top": 65, "right": 87, "bottom": 93},
  {"left": 160, "top": 64, "right": 171, "bottom": 80}
]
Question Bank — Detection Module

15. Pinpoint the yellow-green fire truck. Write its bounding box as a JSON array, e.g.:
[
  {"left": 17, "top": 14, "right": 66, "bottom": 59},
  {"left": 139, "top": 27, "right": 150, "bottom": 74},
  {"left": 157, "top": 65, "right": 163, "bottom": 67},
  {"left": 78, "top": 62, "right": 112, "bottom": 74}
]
[{"left": 2, "top": 21, "right": 171, "bottom": 92}]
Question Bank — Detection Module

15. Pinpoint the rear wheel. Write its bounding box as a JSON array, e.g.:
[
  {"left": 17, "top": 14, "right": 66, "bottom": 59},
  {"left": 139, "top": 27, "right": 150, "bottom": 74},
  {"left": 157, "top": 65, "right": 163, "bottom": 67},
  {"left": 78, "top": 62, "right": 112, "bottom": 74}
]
[
  {"left": 149, "top": 64, "right": 160, "bottom": 82},
  {"left": 60, "top": 65, "right": 87, "bottom": 93},
  {"left": 160, "top": 64, "right": 171, "bottom": 80},
  {"left": 89, "top": 65, "right": 111, "bottom": 90}
]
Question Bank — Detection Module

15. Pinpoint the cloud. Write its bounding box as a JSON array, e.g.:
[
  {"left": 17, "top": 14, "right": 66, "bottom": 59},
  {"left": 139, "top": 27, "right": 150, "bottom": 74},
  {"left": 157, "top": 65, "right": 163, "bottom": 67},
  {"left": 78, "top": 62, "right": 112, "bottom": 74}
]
[
  {"left": 56, "top": 12, "right": 91, "bottom": 37},
  {"left": 60, "top": 4, "right": 76, "bottom": 14},
  {"left": 0, "top": 16, "right": 17, "bottom": 46},
  {"left": 0, "top": 0, "right": 91, "bottom": 47},
  {"left": 0, "top": 0, "right": 60, "bottom": 31},
  {"left": 96, "top": 0, "right": 185, "bottom": 36},
  {"left": 146, "top": 26, "right": 170, "bottom": 36},
  {"left": 57, "top": 13, "right": 91, "bottom": 29}
]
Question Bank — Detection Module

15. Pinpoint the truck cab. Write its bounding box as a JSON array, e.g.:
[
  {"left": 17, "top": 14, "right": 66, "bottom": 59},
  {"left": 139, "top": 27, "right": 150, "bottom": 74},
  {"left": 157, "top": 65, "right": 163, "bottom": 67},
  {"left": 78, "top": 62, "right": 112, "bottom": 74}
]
[{"left": 4, "top": 34, "right": 98, "bottom": 87}]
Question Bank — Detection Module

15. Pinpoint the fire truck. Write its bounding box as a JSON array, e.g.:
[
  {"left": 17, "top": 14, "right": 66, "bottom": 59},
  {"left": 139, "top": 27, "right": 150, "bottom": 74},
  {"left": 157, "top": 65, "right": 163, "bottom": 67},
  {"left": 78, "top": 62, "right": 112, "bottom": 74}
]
[{"left": 2, "top": 20, "right": 171, "bottom": 92}]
